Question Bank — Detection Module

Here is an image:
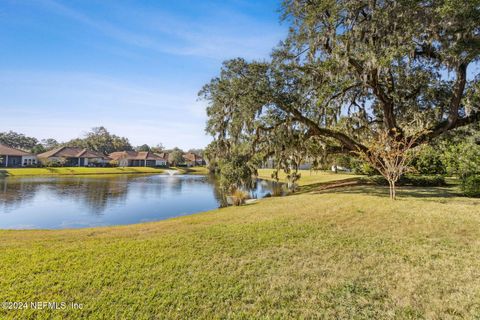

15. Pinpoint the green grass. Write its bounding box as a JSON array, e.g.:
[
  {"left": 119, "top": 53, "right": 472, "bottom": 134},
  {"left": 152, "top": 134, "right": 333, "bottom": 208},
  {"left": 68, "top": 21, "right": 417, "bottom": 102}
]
[
  {"left": 1, "top": 185, "right": 480, "bottom": 319},
  {"left": 257, "top": 169, "right": 360, "bottom": 186},
  {"left": 0, "top": 167, "right": 165, "bottom": 177},
  {"left": 174, "top": 166, "right": 210, "bottom": 175}
]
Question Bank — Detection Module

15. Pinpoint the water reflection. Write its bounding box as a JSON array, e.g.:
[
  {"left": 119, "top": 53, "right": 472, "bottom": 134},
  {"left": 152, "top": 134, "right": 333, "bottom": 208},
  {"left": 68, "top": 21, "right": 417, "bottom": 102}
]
[{"left": 0, "top": 174, "right": 282, "bottom": 229}]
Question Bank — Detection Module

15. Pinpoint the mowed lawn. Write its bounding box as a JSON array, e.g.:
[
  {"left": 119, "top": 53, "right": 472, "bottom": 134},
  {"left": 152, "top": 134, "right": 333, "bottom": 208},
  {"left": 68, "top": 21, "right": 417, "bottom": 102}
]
[
  {"left": 1, "top": 186, "right": 479, "bottom": 319},
  {"left": 175, "top": 166, "right": 210, "bottom": 175},
  {"left": 257, "top": 169, "right": 360, "bottom": 186},
  {"left": 0, "top": 167, "right": 165, "bottom": 176}
]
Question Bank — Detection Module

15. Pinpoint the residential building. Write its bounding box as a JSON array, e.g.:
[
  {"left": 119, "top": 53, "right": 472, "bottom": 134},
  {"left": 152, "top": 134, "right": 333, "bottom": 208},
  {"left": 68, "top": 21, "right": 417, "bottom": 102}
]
[
  {"left": 109, "top": 151, "right": 167, "bottom": 167},
  {"left": 0, "top": 144, "right": 38, "bottom": 167},
  {"left": 37, "top": 147, "right": 110, "bottom": 166},
  {"left": 183, "top": 152, "right": 205, "bottom": 167}
]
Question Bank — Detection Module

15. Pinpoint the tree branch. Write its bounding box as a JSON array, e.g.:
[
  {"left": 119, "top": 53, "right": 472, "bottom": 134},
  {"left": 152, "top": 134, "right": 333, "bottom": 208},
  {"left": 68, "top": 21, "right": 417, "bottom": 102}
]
[
  {"left": 274, "top": 98, "right": 368, "bottom": 153},
  {"left": 415, "top": 110, "right": 480, "bottom": 145}
]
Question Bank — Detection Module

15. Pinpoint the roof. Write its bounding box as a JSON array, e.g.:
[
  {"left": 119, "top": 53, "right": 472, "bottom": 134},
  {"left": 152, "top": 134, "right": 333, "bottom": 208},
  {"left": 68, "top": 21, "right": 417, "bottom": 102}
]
[
  {"left": 38, "top": 147, "right": 108, "bottom": 159},
  {"left": 157, "top": 152, "right": 169, "bottom": 159},
  {"left": 183, "top": 152, "right": 203, "bottom": 162},
  {"left": 109, "top": 151, "right": 166, "bottom": 161},
  {"left": 0, "top": 144, "right": 33, "bottom": 157}
]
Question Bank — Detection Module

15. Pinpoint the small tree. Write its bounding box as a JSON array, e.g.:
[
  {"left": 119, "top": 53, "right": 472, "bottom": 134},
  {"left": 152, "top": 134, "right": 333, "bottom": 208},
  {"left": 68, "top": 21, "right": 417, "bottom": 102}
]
[
  {"left": 168, "top": 148, "right": 184, "bottom": 166},
  {"left": 358, "top": 130, "right": 419, "bottom": 200},
  {"left": 136, "top": 144, "right": 151, "bottom": 152}
]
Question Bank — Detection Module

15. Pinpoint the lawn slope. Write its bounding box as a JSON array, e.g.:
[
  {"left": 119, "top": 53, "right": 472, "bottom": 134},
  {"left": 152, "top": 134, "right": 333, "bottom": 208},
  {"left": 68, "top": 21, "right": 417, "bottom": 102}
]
[
  {"left": 174, "top": 166, "right": 210, "bottom": 175},
  {"left": 1, "top": 186, "right": 479, "bottom": 319}
]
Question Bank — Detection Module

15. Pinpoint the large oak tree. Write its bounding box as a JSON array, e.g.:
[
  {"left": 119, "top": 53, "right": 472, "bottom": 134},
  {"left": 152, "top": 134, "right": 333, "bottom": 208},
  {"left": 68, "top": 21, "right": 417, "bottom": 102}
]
[{"left": 201, "top": 0, "right": 480, "bottom": 197}]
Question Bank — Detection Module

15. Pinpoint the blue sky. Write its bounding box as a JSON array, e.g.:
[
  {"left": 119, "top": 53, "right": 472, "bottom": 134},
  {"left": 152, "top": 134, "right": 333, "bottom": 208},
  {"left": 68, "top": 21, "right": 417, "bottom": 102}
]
[{"left": 0, "top": 0, "right": 286, "bottom": 149}]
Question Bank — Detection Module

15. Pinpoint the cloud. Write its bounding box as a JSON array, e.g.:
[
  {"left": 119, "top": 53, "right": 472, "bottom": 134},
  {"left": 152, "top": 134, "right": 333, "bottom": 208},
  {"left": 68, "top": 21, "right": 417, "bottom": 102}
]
[{"left": 34, "top": 0, "right": 285, "bottom": 60}]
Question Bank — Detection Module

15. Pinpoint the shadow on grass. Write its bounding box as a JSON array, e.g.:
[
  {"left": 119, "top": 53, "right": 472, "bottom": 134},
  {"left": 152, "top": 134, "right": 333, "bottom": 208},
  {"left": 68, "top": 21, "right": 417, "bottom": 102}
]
[
  {"left": 329, "top": 185, "right": 458, "bottom": 198},
  {"left": 308, "top": 184, "right": 480, "bottom": 205},
  {"left": 295, "top": 178, "right": 363, "bottom": 195},
  {"left": 288, "top": 176, "right": 478, "bottom": 204}
]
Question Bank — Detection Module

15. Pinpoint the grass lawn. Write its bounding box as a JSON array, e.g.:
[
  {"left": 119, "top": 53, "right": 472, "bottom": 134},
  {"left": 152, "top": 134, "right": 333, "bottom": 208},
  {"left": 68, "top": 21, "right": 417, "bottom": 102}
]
[
  {"left": 174, "top": 166, "right": 210, "bottom": 175},
  {"left": 1, "top": 186, "right": 479, "bottom": 319},
  {"left": 257, "top": 168, "right": 360, "bottom": 186},
  {"left": 0, "top": 167, "right": 165, "bottom": 177}
]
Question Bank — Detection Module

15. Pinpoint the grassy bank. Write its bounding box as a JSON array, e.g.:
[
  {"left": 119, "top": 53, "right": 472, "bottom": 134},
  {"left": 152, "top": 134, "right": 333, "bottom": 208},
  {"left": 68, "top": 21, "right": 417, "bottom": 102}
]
[
  {"left": 174, "top": 166, "right": 210, "bottom": 175},
  {"left": 1, "top": 186, "right": 479, "bottom": 319},
  {"left": 257, "top": 169, "right": 360, "bottom": 186},
  {"left": 0, "top": 167, "right": 165, "bottom": 177}
]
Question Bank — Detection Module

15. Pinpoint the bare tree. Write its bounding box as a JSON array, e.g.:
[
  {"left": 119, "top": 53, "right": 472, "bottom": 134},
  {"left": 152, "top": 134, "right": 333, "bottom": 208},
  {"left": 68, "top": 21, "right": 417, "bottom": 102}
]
[{"left": 358, "top": 130, "right": 420, "bottom": 200}]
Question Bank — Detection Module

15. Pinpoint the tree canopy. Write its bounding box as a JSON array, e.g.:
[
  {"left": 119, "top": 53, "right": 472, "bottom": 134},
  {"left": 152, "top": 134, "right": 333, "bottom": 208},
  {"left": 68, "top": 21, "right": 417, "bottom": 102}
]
[
  {"left": 201, "top": 0, "right": 480, "bottom": 192},
  {"left": 67, "top": 127, "right": 133, "bottom": 154},
  {"left": 168, "top": 148, "right": 185, "bottom": 166},
  {"left": 0, "top": 131, "right": 38, "bottom": 151}
]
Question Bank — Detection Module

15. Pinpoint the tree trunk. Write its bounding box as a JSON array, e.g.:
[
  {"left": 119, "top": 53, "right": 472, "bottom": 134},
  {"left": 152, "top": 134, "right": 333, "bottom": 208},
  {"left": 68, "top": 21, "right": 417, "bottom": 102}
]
[{"left": 388, "top": 180, "right": 396, "bottom": 200}]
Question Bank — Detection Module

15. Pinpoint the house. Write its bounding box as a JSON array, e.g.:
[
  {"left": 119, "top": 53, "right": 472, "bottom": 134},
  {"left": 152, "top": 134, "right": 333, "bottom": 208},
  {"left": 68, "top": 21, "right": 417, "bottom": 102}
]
[
  {"left": 37, "top": 147, "right": 110, "bottom": 167},
  {"left": 157, "top": 152, "right": 169, "bottom": 163},
  {"left": 183, "top": 152, "right": 205, "bottom": 167},
  {"left": 0, "top": 144, "right": 38, "bottom": 167},
  {"left": 109, "top": 151, "right": 167, "bottom": 167}
]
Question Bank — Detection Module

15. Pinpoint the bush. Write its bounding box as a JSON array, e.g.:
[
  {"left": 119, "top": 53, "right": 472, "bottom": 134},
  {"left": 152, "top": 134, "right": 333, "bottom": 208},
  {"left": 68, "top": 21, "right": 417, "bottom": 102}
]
[
  {"left": 351, "top": 160, "right": 379, "bottom": 175},
  {"left": 462, "top": 175, "right": 480, "bottom": 197},
  {"left": 226, "top": 189, "right": 249, "bottom": 206},
  {"left": 412, "top": 145, "right": 446, "bottom": 174}
]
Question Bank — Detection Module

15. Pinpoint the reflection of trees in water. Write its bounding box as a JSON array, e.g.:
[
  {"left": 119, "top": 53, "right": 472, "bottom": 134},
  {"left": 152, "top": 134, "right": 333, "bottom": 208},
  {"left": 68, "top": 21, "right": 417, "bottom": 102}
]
[
  {"left": 205, "top": 175, "right": 228, "bottom": 207},
  {"left": 0, "top": 178, "right": 39, "bottom": 212},
  {"left": 202, "top": 175, "right": 284, "bottom": 207},
  {"left": 0, "top": 176, "right": 131, "bottom": 215},
  {"left": 0, "top": 174, "right": 285, "bottom": 217},
  {"left": 252, "top": 180, "right": 285, "bottom": 197},
  {"left": 128, "top": 175, "right": 169, "bottom": 200},
  {"left": 51, "top": 176, "right": 132, "bottom": 215}
]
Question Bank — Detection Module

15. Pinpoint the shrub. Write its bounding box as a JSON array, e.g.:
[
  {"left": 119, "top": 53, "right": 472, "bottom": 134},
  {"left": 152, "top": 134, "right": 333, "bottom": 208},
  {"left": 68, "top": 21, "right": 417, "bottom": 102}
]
[
  {"left": 413, "top": 145, "right": 446, "bottom": 174},
  {"left": 401, "top": 175, "right": 446, "bottom": 187},
  {"left": 228, "top": 189, "right": 249, "bottom": 206},
  {"left": 351, "top": 160, "right": 379, "bottom": 175},
  {"left": 462, "top": 175, "right": 480, "bottom": 198},
  {"left": 442, "top": 141, "right": 480, "bottom": 179}
]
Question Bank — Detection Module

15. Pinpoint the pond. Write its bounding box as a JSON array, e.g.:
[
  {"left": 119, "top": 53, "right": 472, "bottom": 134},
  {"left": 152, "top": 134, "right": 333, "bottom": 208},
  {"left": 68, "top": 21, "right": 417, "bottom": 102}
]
[{"left": 0, "top": 174, "right": 283, "bottom": 229}]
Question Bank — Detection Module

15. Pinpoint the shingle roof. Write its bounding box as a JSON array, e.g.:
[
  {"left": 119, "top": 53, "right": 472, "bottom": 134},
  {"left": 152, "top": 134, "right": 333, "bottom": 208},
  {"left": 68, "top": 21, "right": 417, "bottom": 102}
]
[
  {"left": 183, "top": 152, "right": 203, "bottom": 162},
  {"left": 0, "top": 144, "right": 33, "bottom": 157},
  {"left": 157, "top": 152, "right": 169, "bottom": 159},
  {"left": 153, "top": 153, "right": 167, "bottom": 160},
  {"left": 38, "top": 147, "right": 108, "bottom": 159}
]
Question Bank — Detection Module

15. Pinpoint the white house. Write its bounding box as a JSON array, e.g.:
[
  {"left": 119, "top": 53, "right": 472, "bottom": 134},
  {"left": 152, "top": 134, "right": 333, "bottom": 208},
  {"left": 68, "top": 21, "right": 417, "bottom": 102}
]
[
  {"left": 109, "top": 151, "right": 167, "bottom": 167},
  {"left": 37, "top": 147, "right": 110, "bottom": 167},
  {"left": 0, "top": 144, "right": 38, "bottom": 167}
]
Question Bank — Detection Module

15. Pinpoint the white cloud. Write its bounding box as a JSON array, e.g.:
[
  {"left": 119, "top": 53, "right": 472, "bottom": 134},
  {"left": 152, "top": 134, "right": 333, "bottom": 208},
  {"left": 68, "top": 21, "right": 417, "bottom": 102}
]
[{"left": 34, "top": 0, "right": 285, "bottom": 60}]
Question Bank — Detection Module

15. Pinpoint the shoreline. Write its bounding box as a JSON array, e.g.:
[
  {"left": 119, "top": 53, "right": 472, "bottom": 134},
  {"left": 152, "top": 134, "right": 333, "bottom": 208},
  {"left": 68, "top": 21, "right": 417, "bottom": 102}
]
[{"left": 0, "top": 166, "right": 210, "bottom": 177}]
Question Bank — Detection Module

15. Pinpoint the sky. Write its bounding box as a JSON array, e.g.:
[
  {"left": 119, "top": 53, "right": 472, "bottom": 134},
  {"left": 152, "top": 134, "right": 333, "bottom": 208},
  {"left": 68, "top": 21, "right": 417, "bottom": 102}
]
[{"left": 0, "top": 0, "right": 287, "bottom": 150}]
